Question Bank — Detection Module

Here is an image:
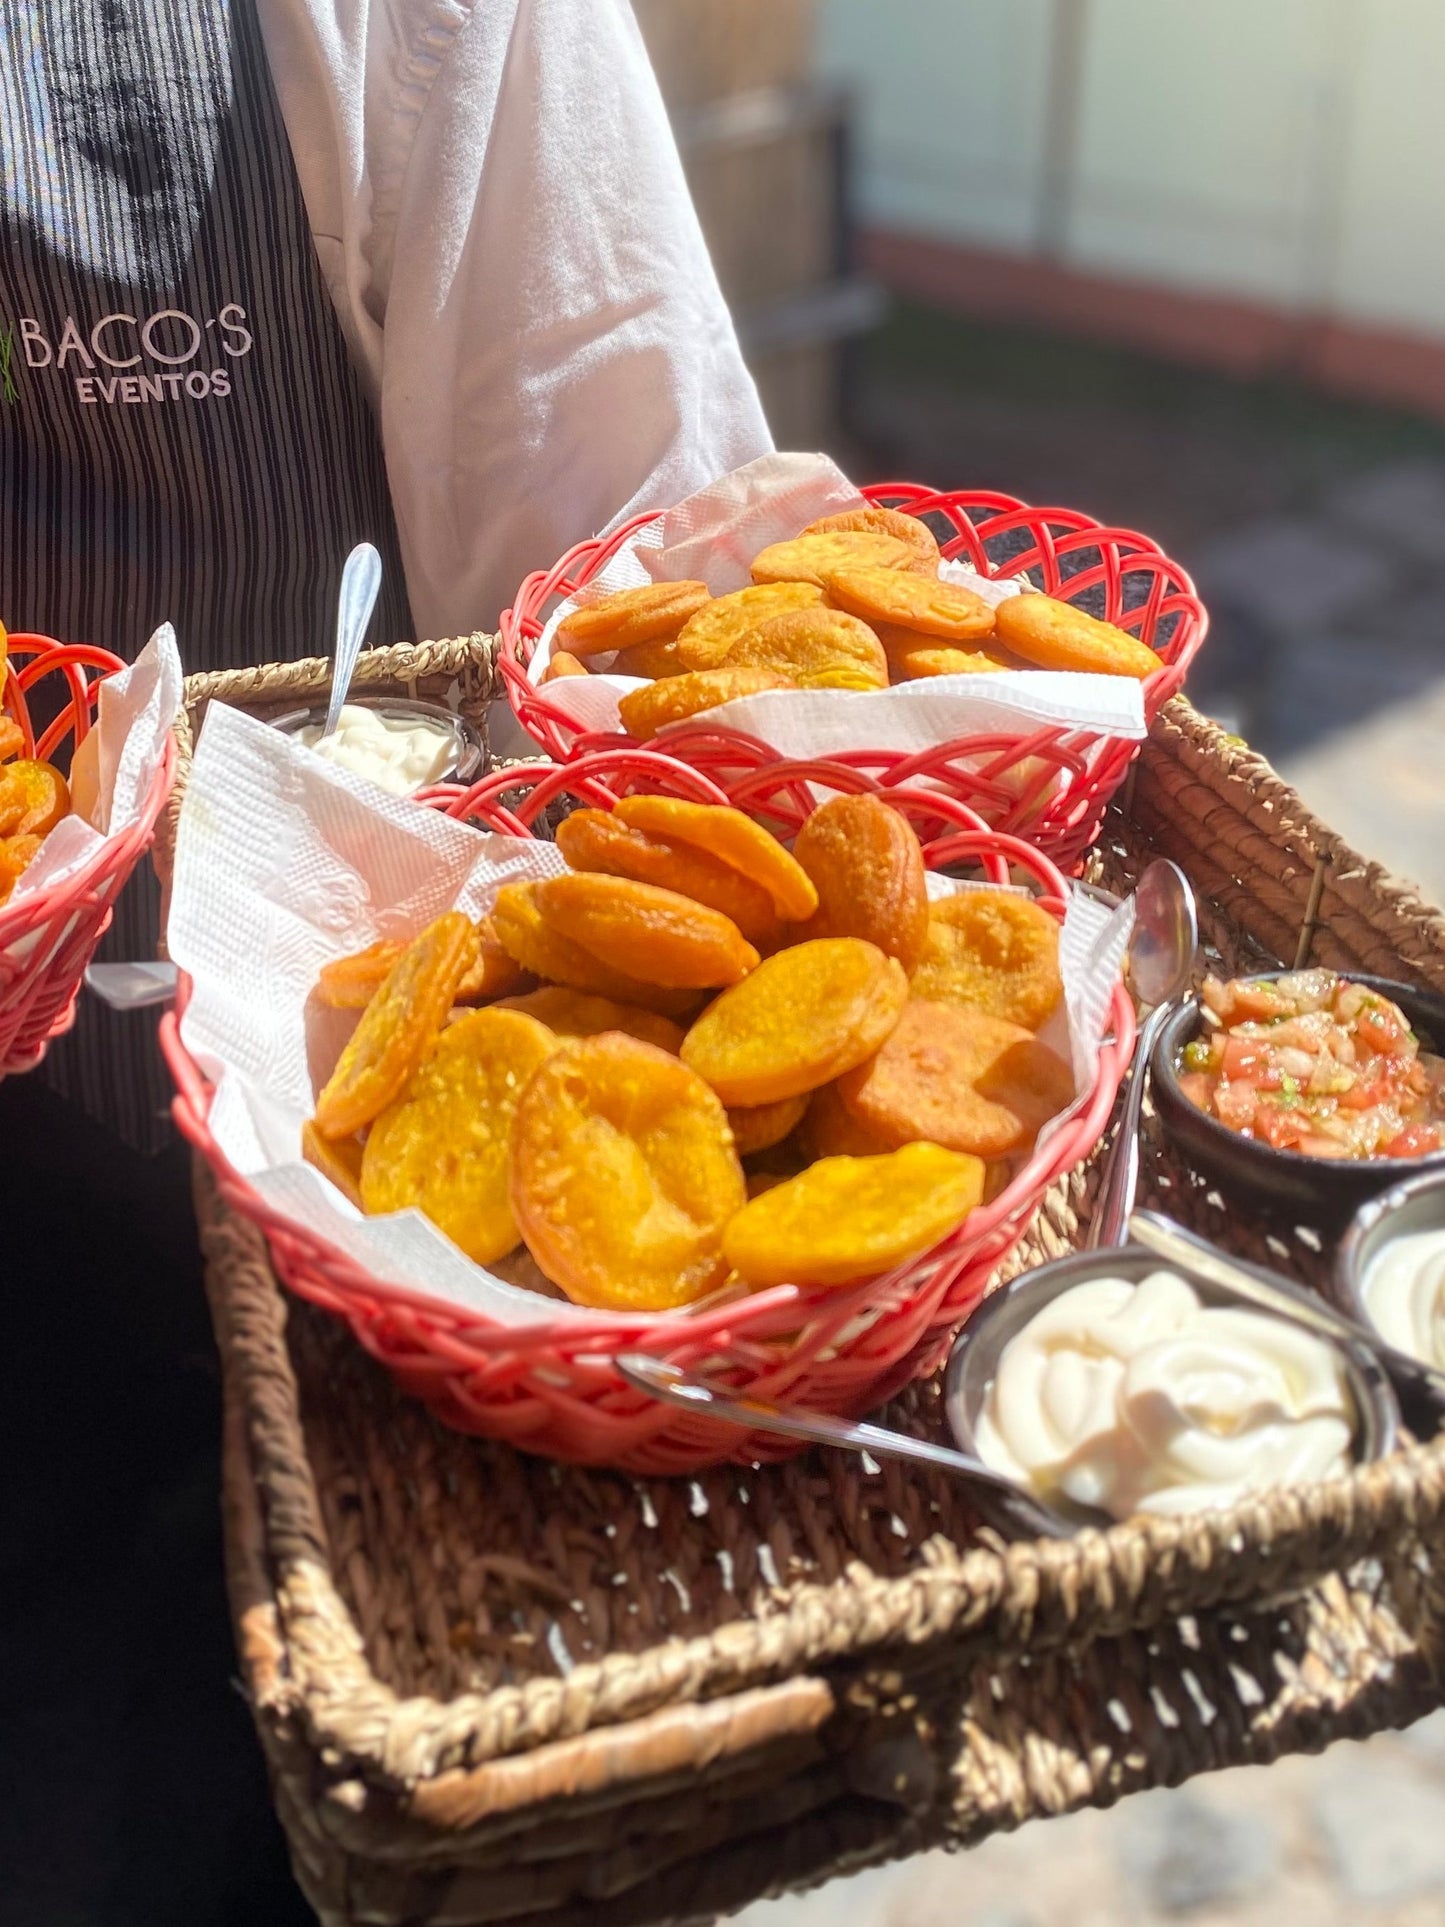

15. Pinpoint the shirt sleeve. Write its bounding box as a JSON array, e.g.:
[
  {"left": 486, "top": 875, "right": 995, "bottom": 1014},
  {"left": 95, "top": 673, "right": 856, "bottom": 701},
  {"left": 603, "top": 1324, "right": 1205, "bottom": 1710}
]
[{"left": 253, "top": 0, "right": 773, "bottom": 639}]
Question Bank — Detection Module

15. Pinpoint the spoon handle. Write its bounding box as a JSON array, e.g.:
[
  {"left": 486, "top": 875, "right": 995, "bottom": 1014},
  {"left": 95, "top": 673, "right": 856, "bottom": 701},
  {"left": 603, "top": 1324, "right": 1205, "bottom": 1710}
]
[
  {"left": 1088, "top": 1000, "right": 1171, "bottom": 1250},
  {"left": 1129, "top": 1209, "right": 1445, "bottom": 1419},
  {"left": 1128, "top": 1210, "right": 1357, "bottom": 1339},
  {"left": 615, "top": 1356, "right": 1067, "bottom": 1539},
  {"left": 322, "top": 543, "right": 383, "bottom": 741}
]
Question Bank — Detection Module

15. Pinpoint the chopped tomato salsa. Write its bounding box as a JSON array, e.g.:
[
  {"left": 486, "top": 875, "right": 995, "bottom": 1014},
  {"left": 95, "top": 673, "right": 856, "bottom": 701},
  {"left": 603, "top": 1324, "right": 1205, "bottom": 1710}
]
[{"left": 1179, "top": 970, "right": 1445, "bottom": 1161}]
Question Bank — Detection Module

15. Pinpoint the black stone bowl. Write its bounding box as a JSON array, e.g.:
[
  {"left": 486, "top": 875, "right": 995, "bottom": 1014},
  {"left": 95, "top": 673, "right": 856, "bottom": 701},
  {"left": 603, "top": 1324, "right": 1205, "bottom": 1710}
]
[{"left": 1151, "top": 972, "right": 1445, "bottom": 1231}]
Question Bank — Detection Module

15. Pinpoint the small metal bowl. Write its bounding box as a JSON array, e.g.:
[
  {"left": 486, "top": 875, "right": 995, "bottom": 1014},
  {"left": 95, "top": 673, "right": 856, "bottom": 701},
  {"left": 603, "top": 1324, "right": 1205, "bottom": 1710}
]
[
  {"left": 269, "top": 697, "right": 485, "bottom": 794},
  {"left": 1151, "top": 972, "right": 1445, "bottom": 1229},
  {"left": 945, "top": 1243, "right": 1399, "bottom": 1531},
  {"left": 1332, "top": 1168, "right": 1445, "bottom": 1430}
]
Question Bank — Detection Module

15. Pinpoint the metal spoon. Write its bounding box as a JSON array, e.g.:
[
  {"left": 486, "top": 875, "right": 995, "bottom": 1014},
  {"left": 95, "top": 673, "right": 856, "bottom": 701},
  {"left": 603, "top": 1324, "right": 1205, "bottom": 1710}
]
[
  {"left": 321, "top": 542, "right": 383, "bottom": 742},
  {"left": 86, "top": 547, "right": 382, "bottom": 1014},
  {"left": 615, "top": 1354, "right": 1070, "bottom": 1539},
  {"left": 1088, "top": 859, "right": 1198, "bottom": 1248},
  {"left": 1129, "top": 1207, "right": 1445, "bottom": 1423}
]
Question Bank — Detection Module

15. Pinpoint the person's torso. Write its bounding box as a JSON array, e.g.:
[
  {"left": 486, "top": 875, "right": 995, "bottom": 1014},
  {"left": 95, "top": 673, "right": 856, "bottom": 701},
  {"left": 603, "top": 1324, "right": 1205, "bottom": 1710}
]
[{"left": 0, "top": 0, "right": 412, "bottom": 667}]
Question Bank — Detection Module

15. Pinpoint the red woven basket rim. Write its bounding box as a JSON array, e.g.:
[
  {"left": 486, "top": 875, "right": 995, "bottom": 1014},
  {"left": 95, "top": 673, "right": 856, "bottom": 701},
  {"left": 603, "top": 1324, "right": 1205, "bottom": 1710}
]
[
  {"left": 160, "top": 747, "right": 1136, "bottom": 1360},
  {"left": 496, "top": 481, "right": 1208, "bottom": 762},
  {"left": 0, "top": 634, "right": 175, "bottom": 944}
]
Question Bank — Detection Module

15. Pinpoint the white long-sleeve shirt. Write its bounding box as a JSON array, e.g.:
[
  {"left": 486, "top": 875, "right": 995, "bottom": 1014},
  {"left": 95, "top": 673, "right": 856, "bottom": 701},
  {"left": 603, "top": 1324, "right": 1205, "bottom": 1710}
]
[{"left": 254, "top": 0, "right": 774, "bottom": 636}]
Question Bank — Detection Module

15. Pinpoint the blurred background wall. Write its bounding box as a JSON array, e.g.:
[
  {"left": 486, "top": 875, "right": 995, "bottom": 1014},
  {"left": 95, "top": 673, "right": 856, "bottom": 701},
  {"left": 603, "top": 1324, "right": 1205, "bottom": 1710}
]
[
  {"left": 630, "top": 0, "right": 1445, "bottom": 910},
  {"left": 820, "top": 0, "right": 1445, "bottom": 417}
]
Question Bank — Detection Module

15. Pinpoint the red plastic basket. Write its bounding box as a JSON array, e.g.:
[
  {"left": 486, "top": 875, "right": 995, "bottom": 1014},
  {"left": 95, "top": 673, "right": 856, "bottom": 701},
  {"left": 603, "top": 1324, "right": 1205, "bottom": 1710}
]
[
  {"left": 0, "top": 633, "right": 176, "bottom": 1075},
  {"left": 161, "top": 748, "right": 1133, "bottom": 1474},
  {"left": 498, "top": 482, "right": 1207, "bottom": 875}
]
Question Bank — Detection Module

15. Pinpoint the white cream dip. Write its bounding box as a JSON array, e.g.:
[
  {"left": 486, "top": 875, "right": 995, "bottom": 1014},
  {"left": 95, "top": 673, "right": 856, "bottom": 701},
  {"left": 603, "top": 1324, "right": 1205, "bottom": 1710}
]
[
  {"left": 1361, "top": 1229, "right": 1445, "bottom": 1369},
  {"left": 974, "top": 1268, "right": 1354, "bottom": 1520},
  {"left": 297, "top": 704, "right": 456, "bottom": 796}
]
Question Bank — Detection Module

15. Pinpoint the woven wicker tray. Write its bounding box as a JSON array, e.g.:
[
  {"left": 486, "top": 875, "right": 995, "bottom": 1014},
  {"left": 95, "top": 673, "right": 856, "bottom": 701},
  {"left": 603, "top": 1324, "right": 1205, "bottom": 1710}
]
[{"left": 170, "top": 643, "right": 1445, "bottom": 1927}]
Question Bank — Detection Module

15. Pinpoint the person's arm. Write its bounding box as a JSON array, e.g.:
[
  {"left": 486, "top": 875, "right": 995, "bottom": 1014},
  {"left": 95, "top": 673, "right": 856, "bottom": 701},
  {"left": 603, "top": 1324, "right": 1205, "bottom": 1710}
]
[{"left": 255, "top": 0, "right": 773, "bottom": 638}]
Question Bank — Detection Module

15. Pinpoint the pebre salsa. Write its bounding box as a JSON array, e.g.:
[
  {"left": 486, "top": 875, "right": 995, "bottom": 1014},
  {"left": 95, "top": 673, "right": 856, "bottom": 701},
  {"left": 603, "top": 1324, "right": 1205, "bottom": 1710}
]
[{"left": 1178, "top": 971, "right": 1445, "bottom": 1160}]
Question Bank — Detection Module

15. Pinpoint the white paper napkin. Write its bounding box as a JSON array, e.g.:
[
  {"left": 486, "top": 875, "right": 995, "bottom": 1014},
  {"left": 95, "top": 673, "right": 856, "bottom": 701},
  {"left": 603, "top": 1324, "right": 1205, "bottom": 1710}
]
[
  {"left": 3, "top": 623, "right": 183, "bottom": 913},
  {"left": 168, "top": 703, "right": 1130, "bottom": 1328},
  {"left": 525, "top": 453, "right": 1148, "bottom": 757}
]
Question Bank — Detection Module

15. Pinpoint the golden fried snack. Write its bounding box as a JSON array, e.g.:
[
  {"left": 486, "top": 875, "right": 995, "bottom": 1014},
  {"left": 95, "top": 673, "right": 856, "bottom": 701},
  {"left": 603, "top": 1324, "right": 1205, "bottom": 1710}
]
[
  {"left": 0, "top": 759, "right": 69, "bottom": 838},
  {"left": 0, "top": 832, "right": 42, "bottom": 902},
  {"left": 543, "top": 650, "right": 590, "bottom": 681},
  {"left": 800, "top": 506, "right": 940, "bottom": 565},
  {"left": 495, "top": 986, "right": 685, "bottom": 1053},
  {"left": 681, "top": 938, "right": 908, "bottom": 1106},
  {"left": 723, "top": 1142, "right": 986, "bottom": 1288},
  {"left": 533, "top": 872, "right": 759, "bottom": 989},
  {"left": 613, "top": 797, "right": 818, "bottom": 923},
  {"left": 313, "top": 911, "right": 480, "bottom": 1140},
  {"left": 726, "top": 606, "right": 888, "bottom": 692},
  {"left": 556, "top": 807, "right": 781, "bottom": 946},
  {"left": 0, "top": 717, "right": 25, "bottom": 762},
  {"left": 877, "top": 628, "right": 1012, "bottom": 680},
  {"left": 316, "top": 939, "right": 402, "bottom": 1010},
  {"left": 491, "top": 881, "right": 699, "bottom": 1016},
  {"left": 618, "top": 666, "right": 794, "bottom": 741},
  {"left": 992, "top": 593, "right": 1162, "bottom": 679},
  {"left": 793, "top": 792, "right": 929, "bottom": 971},
  {"left": 300, "top": 1117, "right": 364, "bottom": 1208},
  {"left": 510, "top": 1033, "right": 745, "bottom": 1310},
  {"left": 316, "top": 916, "right": 524, "bottom": 1011},
  {"left": 803, "top": 1080, "right": 894, "bottom": 1159},
  {"left": 838, "top": 1000, "right": 1073, "bottom": 1158},
  {"left": 750, "top": 531, "right": 925, "bottom": 589},
  {"left": 456, "top": 916, "right": 531, "bottom": 1003},
  {"left": 361, "top": 1008, "right": 559, "bottom": 1264},
  {"left": 910, "top": 889, "right": 1063, "bottom": 1030},
  {"left": 556, "top": 580, "right": 710, "bottom": 657},
  {"left": 674, "top": 582, "right": 825, "bottom": 671},
  {"left": 610, "top": 636, "right": 692, "bottom": 679},
  {"left": 726, "top": 1092, "right": 808, "bottom": 1157},
  {"left": 823, "top": 565, "right": 995, "bottom": 644}
]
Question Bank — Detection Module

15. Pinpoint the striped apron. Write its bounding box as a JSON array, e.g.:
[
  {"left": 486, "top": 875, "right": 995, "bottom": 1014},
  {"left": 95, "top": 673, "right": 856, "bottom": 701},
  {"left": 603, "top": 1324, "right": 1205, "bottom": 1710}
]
[{"left": 1, "top": 0, "right": 413, "bottom": 1149}]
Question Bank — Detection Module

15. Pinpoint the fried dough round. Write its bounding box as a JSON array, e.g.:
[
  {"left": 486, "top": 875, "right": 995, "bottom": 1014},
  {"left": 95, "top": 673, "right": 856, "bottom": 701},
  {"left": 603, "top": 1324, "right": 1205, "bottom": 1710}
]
[
  {"left": 722, "top": 1142, "right": 985, "bottom": 1288},
  {"left": 991, "top": 593, "right": 1163, "bottom": 679},
  {"left": 726, "top": 606, "right": 888, "bottom": 691},
  {"left": 681, "top": 938, "right": 908, "bottom": 1107},
  {"left": 510, "top": 1033, "right": 745, "bottom": 1310},
  {"left": 793, "top": 792, "right": 929, "bottom": 970},
  {"left": 838, "top": 1000, "right": 1073, "bottom": 1159},
  {"left": 910, "top": 889, "right": 1063, "bottom": 1030},
  {"left": 557, "top": 580, "right": 710, "bottom": 657},
  {"left": 618, "top": 667, "right": 793, "bottom": 741}
]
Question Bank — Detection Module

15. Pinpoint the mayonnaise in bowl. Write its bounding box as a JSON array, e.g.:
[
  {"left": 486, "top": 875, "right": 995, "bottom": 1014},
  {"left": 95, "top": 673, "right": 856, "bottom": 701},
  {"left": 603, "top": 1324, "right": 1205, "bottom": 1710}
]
[
  {"left": 1360, "top": 1229, "right": 1445, "bottom": 1370},
  {"left": 970, "top": 1267, "right": 1356, "bottom": 1522},
  {"left": 271, "top": 698, "right": 481, "bottom": 798}
]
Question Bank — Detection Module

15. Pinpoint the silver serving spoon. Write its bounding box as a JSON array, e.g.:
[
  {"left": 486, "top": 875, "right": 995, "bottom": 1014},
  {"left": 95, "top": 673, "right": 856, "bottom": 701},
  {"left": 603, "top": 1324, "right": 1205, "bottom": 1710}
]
[
  {"left": 615, "top": 1354, "right": 1070, "bottom": 1539},
  {"left": 1129, "top": 1207, "right": 1445, "bottom": 1420},
  {"left": 86, "top": 545, "right": 383, "bottom": 1014},
  {"left": 1088, "top": 859, "right": 1198, "bottom": 1248},
  {"left": 320, "top": 542, "right": 383, "bottom": 742}
]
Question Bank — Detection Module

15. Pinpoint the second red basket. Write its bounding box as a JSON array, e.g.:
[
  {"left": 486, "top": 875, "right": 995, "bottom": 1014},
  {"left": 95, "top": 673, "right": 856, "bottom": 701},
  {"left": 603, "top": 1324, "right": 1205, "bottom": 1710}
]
[{"left": 499, "top": 481, "right": 1206, "bottom": 875}]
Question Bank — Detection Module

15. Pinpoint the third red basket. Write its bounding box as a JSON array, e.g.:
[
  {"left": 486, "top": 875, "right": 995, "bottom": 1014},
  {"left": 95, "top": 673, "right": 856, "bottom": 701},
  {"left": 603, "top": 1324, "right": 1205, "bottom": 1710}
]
[
  {"left": 498, "top": 481, "right": 1207, "bottom": 875},
  {"left": 0, "top": 632, "right": 175, "bottom": 1075},
  {"left": 161, "top": 746, "right": 1132, "bottom": 1475}
]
